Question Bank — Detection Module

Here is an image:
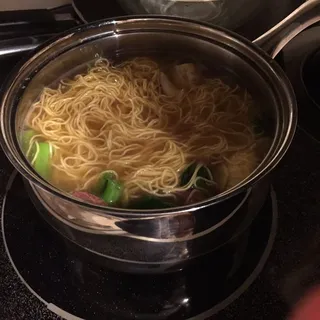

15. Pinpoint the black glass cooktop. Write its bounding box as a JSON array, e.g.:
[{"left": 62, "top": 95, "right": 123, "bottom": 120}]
[
  {"left": 283, "top": 25, "right": 320, "bottom": 143},
  {"left": 1, "top": 172, "right": 276, "bottom": 320}
]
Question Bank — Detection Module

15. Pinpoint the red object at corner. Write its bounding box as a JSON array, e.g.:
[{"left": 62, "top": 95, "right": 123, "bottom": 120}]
[{"left": 289, "top": 286, "right": 320, "bottom": 320}]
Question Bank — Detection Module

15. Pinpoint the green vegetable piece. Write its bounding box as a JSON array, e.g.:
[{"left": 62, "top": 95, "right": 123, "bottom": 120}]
[
  {"left": 180, "top": 163, "right": 197, "bottom": 186},
  {"left": 180, "top": 163, "right": 210, "bottom": 186},
  {"left": 33, "top": 142, "right": 52, "bottom": 180},
  {"left": 21, "top": 129, "right": 36, "bottom": 156},
  {"left": 197, "top": 166, "right": 211, "bottom": 180},
  {"left": 195, "top": 166, "right": 213, "bottom": 190},
  {"left": 129, "top": 196, "right": 172, "bottom": 209},
  {"left": 102, "top": 178, "right": 123, "bottom": 204},
  {"left": 195, "top": 177, "right": 212, "bottom": 190},
  {"left": 27, "top": 144, "right": 37, "bottom": 163},
  {"left": 92, "top": 172, "right": 114, "bottom": 196}
]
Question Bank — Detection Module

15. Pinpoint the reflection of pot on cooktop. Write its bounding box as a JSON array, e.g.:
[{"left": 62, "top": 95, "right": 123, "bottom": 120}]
[
  {"left": 301, "top": 48, "right": 320, "bottom": 109},
  {"left": 283, "top": 25, "right": 320, "bottom": 142}
]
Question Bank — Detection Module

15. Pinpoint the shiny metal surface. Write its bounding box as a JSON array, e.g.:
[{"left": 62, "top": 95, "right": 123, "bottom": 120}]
[
  {"left": 30, "top": 180, "right": 252, "bottom": 242},
  {"left": 25, "top": 175, "right": 271, "bottom": 270},
  {"left": 254, "top": 0, "right": 320, "bottom": 58},
  {"left": 1, "top": 2, "right": 315, "bottom": 269},
  {"left": 0, "top": 34, "right": 54, "bottom": 58}
]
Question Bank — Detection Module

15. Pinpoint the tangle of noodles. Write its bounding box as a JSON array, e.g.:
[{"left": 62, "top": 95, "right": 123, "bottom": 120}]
[{"left": 23, "top": 57, "right": 268, "bottom": 206}]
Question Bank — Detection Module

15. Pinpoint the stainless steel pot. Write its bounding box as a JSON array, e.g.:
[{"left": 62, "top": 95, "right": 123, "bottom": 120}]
[{"left": 1, "top": 0, "right": 318, "bottom": 273}]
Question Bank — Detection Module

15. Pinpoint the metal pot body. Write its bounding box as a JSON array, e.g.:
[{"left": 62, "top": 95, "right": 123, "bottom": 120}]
[{"left": 26, "top": 176, "right": 270, "bottom": 273}]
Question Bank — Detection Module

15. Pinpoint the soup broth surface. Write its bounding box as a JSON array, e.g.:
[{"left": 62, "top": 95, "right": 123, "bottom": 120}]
[{"left": 20, "top": 54, "right": 270, "bottom": 209}]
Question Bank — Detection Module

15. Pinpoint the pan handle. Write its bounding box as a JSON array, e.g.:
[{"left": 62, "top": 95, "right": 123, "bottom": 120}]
[
  {"left": 254, "top": 0, "right": 320, "bottom": 59},
  {"left": 0, "top": 34, "right": 54, "bottom": 58}
]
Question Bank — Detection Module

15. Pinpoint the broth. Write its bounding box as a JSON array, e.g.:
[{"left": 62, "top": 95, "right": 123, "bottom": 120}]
[{"left": 20, "top": 55, "right": 270, "bottom": 209}]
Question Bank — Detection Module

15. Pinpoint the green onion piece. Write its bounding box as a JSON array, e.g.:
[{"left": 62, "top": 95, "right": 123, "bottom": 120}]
[
  {"left": 194, "top": 177, "right": 216, "bottom": 191},
  {"left": 32, "top": 142, "right": 53, "bottom": 180},
  {"left": 20, "top": 129, "right": 36, "bottom": 157},
  {"left": 180, "top": 163, "right": 197, "bottom": 186},
  {"left": 180, "top": 163, "right": 211, "bottom": 186},
  {"left": 129, "top": 196, "right": 172, "bottom": 209},
  {"left": 101, "top": 178, "right": 123, "bottom": 204},
  {"left": 92, "top": 172, "right": 114, "bottom": 196}
]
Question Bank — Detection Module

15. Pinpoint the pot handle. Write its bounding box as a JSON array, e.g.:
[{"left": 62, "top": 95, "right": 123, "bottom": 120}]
[
  {"left": 253, "top": 0, "right": 320, "bottom": 58},
  {"left": 0, "top": 34, "right": 54, "bottom": 58}
]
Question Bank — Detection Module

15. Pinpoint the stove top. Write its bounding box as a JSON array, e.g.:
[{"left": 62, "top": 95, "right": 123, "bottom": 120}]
[
  {"left": 283, "top": 26, "right": 320, "bottom": 143},
  {"left": 1, "top": 1, "right": 320, "bottom": 319}
]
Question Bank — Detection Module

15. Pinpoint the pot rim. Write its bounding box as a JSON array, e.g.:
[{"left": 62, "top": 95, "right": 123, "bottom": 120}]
[{"left": 0, "top": 15, "right": 297, "bottom": 217}]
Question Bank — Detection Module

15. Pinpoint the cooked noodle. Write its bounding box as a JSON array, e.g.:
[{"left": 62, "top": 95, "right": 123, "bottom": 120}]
[{"left": 24, "top": 57, "right": 265, "bottom": 205}]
